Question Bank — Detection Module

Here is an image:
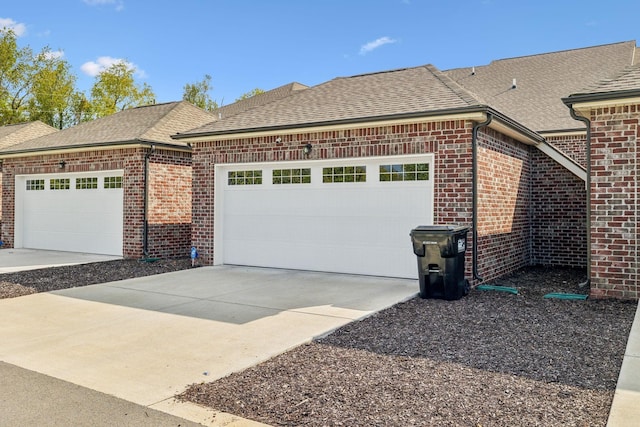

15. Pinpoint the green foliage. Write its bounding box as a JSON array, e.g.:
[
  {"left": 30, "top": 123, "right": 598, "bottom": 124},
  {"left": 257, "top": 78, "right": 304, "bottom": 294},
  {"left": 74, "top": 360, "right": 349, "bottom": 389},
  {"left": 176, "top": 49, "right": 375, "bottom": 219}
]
[
  {"left": 0, "top": 28, "right": 158, "bottom": 128},
  {"left": 27, "top": 50, "right": 78, "bottom": 129},
  {"left": 182, "top": 74, "right": 218, "bottom": 111},
  {"left": 0, "top": 29, "right": 35, "bottom": 125},
  {"left": 90, "top": 61, "right": 156, "bottom": 118},
  {"left": 236, "top": 87, "right": 265, "bottom": 101}
]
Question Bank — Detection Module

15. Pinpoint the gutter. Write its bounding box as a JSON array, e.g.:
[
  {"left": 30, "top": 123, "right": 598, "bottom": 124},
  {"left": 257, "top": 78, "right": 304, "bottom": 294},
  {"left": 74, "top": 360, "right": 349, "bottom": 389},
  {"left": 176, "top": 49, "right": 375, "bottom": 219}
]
[
  {"left": 563, "top": 102, "right": 592, "bottom": 287},
  {"left": 472, "top": 113, "right": 493, "bottom": 283},
  {"left": 562, "top": 89, "right": 640, "bottom": 105},
  {"left": 143, "top": 144, "right": 155, "bottom": 258}
]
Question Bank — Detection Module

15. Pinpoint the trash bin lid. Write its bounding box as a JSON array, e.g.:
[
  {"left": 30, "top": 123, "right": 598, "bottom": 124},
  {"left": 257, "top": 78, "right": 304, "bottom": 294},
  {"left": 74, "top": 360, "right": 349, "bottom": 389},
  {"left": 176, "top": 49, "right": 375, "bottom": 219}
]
[{"left": 411, "top": 224, "right": 469, "bottom": 234}]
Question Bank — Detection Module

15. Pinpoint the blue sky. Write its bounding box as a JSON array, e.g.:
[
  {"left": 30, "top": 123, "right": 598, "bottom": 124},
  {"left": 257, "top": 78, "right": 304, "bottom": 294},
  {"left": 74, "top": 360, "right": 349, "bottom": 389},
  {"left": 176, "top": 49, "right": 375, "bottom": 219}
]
[{"left": 2, "top": 0, "right": 639, "bottom": 106}]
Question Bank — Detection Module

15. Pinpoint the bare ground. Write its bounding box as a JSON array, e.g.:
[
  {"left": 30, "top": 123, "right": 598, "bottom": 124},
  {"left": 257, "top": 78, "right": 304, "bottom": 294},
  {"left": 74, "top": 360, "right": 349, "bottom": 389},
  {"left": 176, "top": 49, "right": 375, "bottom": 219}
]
[{"left": 0, "top": 262, "right": 636, "bottom": 426}]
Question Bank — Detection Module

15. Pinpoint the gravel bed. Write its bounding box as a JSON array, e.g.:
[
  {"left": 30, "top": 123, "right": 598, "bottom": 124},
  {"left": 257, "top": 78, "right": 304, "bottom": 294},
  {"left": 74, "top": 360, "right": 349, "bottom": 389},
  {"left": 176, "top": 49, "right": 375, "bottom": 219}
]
[
  {"left": 0, "top": 258, "right": 192, "bottom": 299},
  {"left": 179, "top": 266, "right": 637, "bottom": 427}
]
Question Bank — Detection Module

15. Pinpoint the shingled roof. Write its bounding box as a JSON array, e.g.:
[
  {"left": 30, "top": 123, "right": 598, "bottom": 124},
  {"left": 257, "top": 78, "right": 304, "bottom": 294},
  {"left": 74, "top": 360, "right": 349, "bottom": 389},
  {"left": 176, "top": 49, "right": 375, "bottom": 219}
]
[
  {"left": 444, "top": 41, "right": 637, "bottom": 133},
  {"left": 176, "top": 65, "right": 485, "bottom": 137},
  {"left": 216, "top": 82, "right": 308, "bottom": 119},
  {"left": 570, "top": 63, "right": 640, "bottom": 97},
  {"left": 0, "top": 121, "right": 58, "bottom": 150},
  {"left": 0, "top": 101, "right": 217, "bottom": 155}
]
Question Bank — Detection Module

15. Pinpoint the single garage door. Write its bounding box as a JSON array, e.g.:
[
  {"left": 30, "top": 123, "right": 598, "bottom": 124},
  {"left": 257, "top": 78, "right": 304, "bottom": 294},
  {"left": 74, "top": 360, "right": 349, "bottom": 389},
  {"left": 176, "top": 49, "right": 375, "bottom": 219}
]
[
  {"left": 15, "top": 171, "right": 124, "bottom": 256},
  {"left": 216, "top": 155, "right": 434, "bottom": 278}
]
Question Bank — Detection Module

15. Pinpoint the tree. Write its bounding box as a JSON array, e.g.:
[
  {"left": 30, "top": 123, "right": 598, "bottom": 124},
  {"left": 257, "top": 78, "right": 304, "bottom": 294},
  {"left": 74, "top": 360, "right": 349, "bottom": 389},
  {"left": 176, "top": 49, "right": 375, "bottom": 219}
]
[
  {"left": 182, "top": 74, "right": 218, "bottom": 111},
  {"left": 236, "top": 88, "right": 265, "bottom": 102},
  {"left": 27, "top": 50, "right": 77, "bottom": 129},
  {"left": 0, "top": 29, "right": 36, "bottom": 125},
  {"left": 90, "top": 61, "right": 155, "bottom": 117},
  {"left": 69, "top": 92, "right": 94, "bottom": 125}
]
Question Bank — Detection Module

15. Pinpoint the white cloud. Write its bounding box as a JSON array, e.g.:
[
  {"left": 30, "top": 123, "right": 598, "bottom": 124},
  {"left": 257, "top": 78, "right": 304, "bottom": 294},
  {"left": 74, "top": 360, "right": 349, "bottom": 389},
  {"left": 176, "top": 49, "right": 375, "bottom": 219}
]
[
  {"left": 0, "top": 18, "right": 27, "bottom": 36},
  {"left": 81, "top": 56, "right": 146, "bottom": 78},
  {"left": 83, "top": 0, "right": 124, "bottom": 11},
  {"left": 359, "top": 36, "right": 397, "bottom": 55},
  {"left": 44, "top": 50, "right": 64, "bottom": 60}
]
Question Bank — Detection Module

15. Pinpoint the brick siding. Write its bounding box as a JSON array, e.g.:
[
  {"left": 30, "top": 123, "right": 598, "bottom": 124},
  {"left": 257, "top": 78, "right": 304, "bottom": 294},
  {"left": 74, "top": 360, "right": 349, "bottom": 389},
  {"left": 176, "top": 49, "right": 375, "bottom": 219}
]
[
  {"left": 546, "top": 134, "right": 587, "bottom": 167},
  {"left": 531, "top": 149, "right": 587, "bottom": 267},
  {"left": 1, "top": 147, "right": 192, "bottom": 259},
  {"left": 589, "top": 104, "right": 640, "bottom": 300},
  {"left": 475, "top": 128, "right": 532, "bottom": 281}
]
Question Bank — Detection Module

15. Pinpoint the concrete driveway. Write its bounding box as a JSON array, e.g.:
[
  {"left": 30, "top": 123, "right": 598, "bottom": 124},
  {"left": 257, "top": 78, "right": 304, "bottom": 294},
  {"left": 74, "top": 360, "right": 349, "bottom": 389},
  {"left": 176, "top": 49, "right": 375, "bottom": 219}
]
[
  {"left": 0, "top": 248, "right": 121, "bottom": 273},
  {"left": 0, "top": 265, "right": 418, "bottom": 425}
]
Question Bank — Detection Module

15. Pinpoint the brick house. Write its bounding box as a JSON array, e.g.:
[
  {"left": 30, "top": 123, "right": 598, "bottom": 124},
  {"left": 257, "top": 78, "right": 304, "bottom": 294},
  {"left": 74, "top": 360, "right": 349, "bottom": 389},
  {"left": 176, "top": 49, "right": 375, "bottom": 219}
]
[
  {"left": 0, "top": 101, "right": 216, "bottom": 258},
  {"left": 0, "top": 83, "right": 308, "bottom": 259},
  {"left": 563, "top": 63, "right": 640, "bottom": 299},
  {"left": 175, "top": 41, "right": 639, "bottom": 299}
]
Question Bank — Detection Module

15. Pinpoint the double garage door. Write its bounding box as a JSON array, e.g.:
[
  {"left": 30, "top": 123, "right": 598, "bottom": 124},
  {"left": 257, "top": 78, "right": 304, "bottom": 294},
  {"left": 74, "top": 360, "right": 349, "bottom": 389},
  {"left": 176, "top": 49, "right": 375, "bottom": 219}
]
[
  {"left": 14, "top": 171, "right": 124, "bottom": 256},
  {"left": 216, "top": 155, "right": 434, "bottom": 279}
]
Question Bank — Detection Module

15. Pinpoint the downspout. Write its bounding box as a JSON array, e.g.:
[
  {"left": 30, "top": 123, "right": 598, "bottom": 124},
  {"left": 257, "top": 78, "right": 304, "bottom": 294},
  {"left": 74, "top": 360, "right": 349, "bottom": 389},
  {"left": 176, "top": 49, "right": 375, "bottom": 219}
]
[
  {"left": 568, "top": 106, "right": 592, "bottom": 286},
  {"left": 143, "top": 144, "right": 155, "bottom": 258},
  {"left": 472, "top": 113, "right": 493, "bottom": 282}
]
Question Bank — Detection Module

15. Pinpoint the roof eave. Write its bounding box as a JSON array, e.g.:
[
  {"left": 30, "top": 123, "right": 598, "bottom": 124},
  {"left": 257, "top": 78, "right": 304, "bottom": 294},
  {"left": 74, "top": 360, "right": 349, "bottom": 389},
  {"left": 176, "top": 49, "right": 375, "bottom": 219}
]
[
  {"left": 173, "top": 105, "right": 544, "bottom": 146},
  {"left": 0, "top": 139, "right": 191, "bottom": 159},
  {"left": 562, "top": 90, "right": 640, "bottom": 115}
]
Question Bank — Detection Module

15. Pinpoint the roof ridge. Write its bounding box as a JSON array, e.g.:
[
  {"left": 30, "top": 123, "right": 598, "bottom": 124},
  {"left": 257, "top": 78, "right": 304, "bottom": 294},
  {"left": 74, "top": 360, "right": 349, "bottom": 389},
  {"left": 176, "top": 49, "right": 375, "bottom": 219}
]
[
  {"left": 487, "top": 40, "right": 637, "bottom": 65},
  {"left": 139, "top": 101, "right": 184, "bottom": 140},
  {"left": 424, "top": 64, "right": 485, "bottom": 106},
  {"left": 339, "top": 65, "right": 424, "bottom": 80}
]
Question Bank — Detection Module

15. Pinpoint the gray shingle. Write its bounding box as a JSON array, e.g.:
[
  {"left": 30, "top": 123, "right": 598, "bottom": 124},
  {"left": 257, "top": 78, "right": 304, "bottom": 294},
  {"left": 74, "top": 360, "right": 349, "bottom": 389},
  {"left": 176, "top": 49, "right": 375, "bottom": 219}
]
[
  {"left": 445, "top": 41, "right": 637, "bottom": 132},
  {"left": 215, "top": 82, "right": 308, "bottom": 119},
  {"left": 0, "top": 121, "right": 58, "bottom": 150},
  {"left": 0, "top": 101, "right": 217, "bottom": 154},
  {"left": 179, "top": 65, "right": 484, "bottom": 136},
  {"left": 572, "top": 63, "right": 640, "bottom": 95}
]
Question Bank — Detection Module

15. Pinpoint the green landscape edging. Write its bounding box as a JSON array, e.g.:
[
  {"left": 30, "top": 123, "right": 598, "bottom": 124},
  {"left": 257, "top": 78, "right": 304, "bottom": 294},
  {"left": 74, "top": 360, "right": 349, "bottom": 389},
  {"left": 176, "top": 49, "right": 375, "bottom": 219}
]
[
  {"left": 543, "top": 293, "right": 588, "bottom": 300},
  {"left": 476, "top": 285, "right": 519, "bottom": 295}
]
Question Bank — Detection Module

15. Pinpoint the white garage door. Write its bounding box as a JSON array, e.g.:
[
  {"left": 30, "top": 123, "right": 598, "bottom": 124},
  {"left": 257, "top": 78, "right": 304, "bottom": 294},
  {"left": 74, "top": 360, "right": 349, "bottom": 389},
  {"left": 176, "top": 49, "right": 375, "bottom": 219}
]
[
  {"left": 15, "top": 171, "right": 124, "bottom": 256},
  {"left": 216, "top": 155, "right": 434, "bottom": 278}
]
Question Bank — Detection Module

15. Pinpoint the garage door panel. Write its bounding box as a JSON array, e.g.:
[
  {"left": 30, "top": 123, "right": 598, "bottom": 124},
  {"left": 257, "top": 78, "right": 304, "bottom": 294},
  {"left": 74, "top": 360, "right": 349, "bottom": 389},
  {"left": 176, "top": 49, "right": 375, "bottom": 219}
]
[
  {"left": 219, "top": 156, "right": 433, "bottom": 278},
  {"left": 16, "top": 172, "right": 124, "bottom": 256}
]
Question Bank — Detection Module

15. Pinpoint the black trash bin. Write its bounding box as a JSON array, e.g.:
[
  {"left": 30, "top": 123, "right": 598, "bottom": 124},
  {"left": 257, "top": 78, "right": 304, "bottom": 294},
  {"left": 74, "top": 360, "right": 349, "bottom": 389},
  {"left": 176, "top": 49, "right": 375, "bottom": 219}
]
[{"left": 410, "top": 225, "right": 470, "bottom": 300}]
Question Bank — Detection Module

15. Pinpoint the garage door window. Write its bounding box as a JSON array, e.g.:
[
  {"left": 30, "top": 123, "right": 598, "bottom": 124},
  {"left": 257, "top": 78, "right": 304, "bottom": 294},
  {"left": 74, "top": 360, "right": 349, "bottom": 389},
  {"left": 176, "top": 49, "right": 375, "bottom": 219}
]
[
  {"left": 104, "top": 176, "right": 123, "bottom": 189},
  {"left": 323, "top": 166, "right": 366, "bottom": 183},
  {"left": 26, "top": 179, "right": 45, "bottom": 191},
  {"left": 273, "top": 168, "right": 311, "bottom": 184},
  {"left": 76, "top": 177, "right": 98, "bottom": 189},
  {"left": 50, "top": 178, "right": 70, "bottom": 190},
  {"left": 228, "top": 170, "right": 262, "bottom": 186},
  {"left": 379, "top": 163, "right": 429, "bottom": 182}
]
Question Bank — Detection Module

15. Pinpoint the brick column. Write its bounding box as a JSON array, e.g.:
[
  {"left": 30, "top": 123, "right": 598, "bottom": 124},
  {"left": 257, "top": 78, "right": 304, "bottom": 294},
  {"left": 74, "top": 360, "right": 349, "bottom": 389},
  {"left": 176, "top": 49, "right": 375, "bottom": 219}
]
[{"left": 590, "top": 104, "right": 639, "bottom": 299}]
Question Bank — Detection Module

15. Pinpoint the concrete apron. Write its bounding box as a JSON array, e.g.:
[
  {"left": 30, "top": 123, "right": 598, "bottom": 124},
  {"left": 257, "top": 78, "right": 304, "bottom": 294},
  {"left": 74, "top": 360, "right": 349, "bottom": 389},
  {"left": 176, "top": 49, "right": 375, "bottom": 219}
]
[{"left": 0, "top": 265, "right": 418, "bottom": 426}]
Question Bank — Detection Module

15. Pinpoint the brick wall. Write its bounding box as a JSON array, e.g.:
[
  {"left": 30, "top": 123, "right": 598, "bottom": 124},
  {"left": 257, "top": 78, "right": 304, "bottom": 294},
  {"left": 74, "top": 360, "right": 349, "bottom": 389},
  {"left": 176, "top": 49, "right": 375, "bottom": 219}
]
[
  {"left": 1, "top": 147, "right": 192, "bottom": 259},
  {"left": 531, "top": 149, "right": 587, "bottom": 267},
  {"left": 147, "top": 149, "right": 192, "bottom": 258},
  {"left": 589, "top": 104, "right": 640, "bottom": 300},
  {"left": 476, "top": 128, "right": 532, "bottom": 281},
  {"left": 546, "top": 134, "right": 587, "bottom": 167}
]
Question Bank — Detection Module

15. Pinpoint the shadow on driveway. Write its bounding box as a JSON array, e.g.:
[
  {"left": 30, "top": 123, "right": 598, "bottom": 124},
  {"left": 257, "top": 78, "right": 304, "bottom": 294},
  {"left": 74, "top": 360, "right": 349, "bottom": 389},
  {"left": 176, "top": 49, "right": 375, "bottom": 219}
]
[{"left": 51, "top": 265, "right": 418, "bottom": 324}]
